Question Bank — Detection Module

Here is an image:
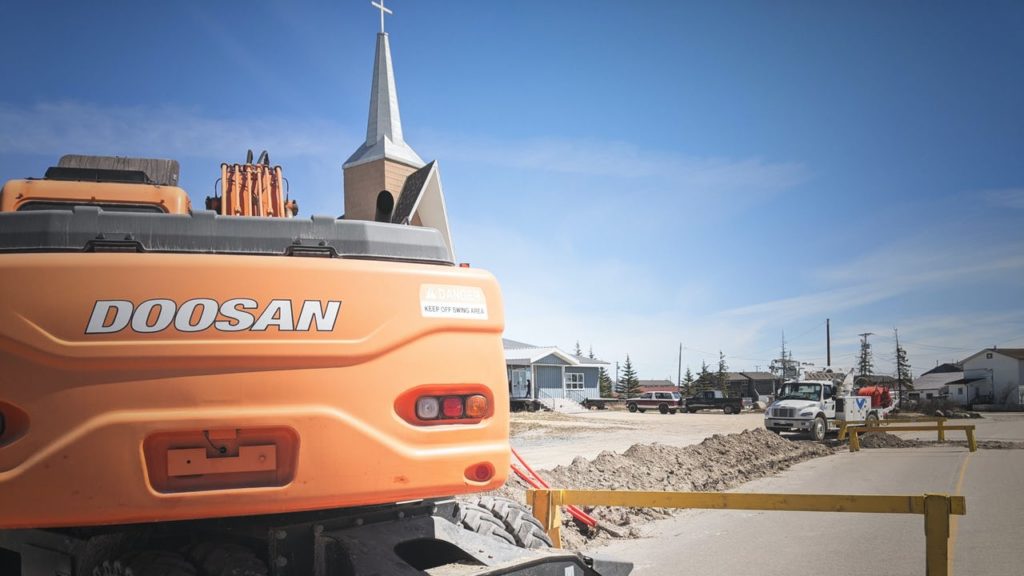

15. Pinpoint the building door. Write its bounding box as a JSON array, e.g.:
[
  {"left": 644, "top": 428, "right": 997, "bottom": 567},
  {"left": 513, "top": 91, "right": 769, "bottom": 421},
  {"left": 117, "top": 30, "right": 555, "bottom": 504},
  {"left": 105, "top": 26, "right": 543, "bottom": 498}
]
[{"left": 510, "top": 368, "right": 531, "bottom": 399}]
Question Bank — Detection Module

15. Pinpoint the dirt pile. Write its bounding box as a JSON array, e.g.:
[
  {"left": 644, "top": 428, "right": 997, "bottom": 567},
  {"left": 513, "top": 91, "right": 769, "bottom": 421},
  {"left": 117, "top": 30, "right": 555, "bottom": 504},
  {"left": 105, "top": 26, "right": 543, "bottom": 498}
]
[
  {"left": 856, "top": 432, "right": 924, "bottom": 448},
  {"left": 488, "top": 428, "right": 833, "bottom": 549},
  {"left": 971, "top": 440, "right": 1024, "bottom": 449}
]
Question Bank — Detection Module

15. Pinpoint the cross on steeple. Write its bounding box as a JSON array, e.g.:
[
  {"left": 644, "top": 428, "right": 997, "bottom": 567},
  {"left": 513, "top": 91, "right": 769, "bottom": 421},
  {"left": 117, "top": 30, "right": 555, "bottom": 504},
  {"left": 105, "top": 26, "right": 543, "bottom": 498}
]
[{"left": 371, "top": 0, "right": 393, "bottom": 34}]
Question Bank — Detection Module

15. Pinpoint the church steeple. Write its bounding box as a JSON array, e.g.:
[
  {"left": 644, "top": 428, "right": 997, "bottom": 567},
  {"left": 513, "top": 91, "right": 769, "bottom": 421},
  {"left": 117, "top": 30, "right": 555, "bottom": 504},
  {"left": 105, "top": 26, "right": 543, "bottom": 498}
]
[
  {"left": 343, "top": 32, "right": 424, "bottom": 170},
  {"left": 342, "top": 2, "right": 453, "bottom": 260},
  {"left": 342, "top": 6, "right": 428, "bottom": 223}
]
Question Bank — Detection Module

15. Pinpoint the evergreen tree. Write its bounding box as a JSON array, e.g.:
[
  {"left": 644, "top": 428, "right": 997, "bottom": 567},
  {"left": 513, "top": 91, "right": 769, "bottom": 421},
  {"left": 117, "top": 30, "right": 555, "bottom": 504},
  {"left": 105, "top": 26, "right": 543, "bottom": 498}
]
[
  {"left": 895, "top": 345, "right": 911, "bottom": 382},
  {"left": 696, "top": 361, "right": 714, "bottom": 392},
  {"left": 598, "top": 367, "right": 613, "bottom": 397},
  {"left": 716, "top": 350, "right": 729, "bottom": 396},
  {"left": 895, "top": 329, "right": 912, "bottom": 408},
  {"left": 574, "top": 340, "right": 582, "bottom": 357},
  {"left": 682, "top": 366, "right": 695, "bottom": 395},
  {"left": 620, "top": 355, "right": 641, "bottom": 397}
]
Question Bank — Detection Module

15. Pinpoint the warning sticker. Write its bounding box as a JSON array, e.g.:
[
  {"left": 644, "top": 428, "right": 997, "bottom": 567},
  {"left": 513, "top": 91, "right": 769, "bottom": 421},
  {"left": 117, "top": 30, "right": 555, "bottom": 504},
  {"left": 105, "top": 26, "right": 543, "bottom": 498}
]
[{"left": 420, "top": 284, "right": 488, "bottom": 320}]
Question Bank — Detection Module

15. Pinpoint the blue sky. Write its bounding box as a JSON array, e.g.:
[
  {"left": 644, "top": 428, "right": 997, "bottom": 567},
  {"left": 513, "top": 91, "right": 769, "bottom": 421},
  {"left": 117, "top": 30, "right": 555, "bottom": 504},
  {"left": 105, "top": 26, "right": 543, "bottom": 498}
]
[{"left": 2, "top": 1, "right": 1022, "bottom": 380}]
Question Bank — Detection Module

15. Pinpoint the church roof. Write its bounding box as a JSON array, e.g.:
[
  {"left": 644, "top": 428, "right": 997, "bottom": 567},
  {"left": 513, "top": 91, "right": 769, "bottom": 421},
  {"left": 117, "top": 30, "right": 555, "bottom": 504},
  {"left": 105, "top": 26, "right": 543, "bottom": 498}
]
[
  {"left": 391, "top": 161, "right": 434, "bottom": 224},
  {"left": 344, "top": 32, "right": 424, "bottom": 170}
]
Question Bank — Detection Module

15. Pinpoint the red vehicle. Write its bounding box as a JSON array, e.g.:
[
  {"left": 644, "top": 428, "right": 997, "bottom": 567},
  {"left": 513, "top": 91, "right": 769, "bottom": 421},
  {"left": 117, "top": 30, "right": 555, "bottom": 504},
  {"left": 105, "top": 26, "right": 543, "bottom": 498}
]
[{"left": 626, "top": 391, "right": 683, "bottom": 414}]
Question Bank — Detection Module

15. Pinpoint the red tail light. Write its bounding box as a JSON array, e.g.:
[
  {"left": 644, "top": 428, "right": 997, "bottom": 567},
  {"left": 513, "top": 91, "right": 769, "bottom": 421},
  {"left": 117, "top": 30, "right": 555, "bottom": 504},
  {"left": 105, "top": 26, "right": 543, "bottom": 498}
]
[
  {"left": 465, "top": 462, "right": 495, "bottom": 483},
  {"left": 442, "top": 396, "right": 465, "bottom": 418}
]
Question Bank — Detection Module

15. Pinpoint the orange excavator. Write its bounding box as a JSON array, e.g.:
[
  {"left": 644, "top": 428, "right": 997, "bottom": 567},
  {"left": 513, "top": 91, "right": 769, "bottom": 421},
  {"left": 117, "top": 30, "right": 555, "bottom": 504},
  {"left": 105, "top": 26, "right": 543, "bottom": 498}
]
[{"left": 0, "top": 154, "right": 631, "bottom": 575}]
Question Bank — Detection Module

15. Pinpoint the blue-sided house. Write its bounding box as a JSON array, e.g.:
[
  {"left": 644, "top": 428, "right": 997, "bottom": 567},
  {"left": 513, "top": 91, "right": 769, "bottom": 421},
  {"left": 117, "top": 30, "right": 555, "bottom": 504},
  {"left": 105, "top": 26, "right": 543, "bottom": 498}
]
[{"left": 503, "top": 339, "right": 607, "bottom": 409}]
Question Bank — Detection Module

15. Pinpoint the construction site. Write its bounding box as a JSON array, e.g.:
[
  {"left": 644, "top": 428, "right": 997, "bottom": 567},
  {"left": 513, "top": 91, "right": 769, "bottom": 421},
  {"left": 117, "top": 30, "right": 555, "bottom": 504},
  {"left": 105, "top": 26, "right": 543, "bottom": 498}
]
[
  {"left": 2, "top": 2, "right": 1023, "bottom": 576},
  {"left": 494, "top": 408, "right": 1024, "bottom": 574}
]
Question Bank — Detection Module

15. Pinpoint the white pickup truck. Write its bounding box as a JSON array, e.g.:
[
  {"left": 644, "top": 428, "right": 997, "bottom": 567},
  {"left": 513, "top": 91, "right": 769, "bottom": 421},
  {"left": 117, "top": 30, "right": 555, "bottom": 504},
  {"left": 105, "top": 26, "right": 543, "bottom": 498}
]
[{"left": 765, "top": 375, "right": 891, "bottom": 441}]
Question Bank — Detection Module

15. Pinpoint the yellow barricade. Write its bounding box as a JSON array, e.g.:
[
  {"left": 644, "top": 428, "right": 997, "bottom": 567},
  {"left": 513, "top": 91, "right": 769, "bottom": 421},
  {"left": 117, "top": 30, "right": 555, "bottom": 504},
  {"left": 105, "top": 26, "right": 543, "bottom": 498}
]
[
  {"left": 837, "top": 416, "right": 947, "bottom": 440},
  {"left": 526, "top": 488, "right": 966, "bottom": 576},
  {"left": 848, "top": 423, "right": 977, "bottom": 452}
]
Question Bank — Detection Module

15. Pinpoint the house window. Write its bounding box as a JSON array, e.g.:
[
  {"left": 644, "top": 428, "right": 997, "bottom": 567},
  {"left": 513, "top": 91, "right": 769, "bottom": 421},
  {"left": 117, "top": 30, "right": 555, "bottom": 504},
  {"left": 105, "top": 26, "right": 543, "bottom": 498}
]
[
  {"left": 564, "top": 372, "right": 585, "bottom": 390},
  {"left": 986, "top": 353, "right": 993, "bottom": 359},
  {"left": 957, "top": 388, "right": 963, "bottom": 396}
]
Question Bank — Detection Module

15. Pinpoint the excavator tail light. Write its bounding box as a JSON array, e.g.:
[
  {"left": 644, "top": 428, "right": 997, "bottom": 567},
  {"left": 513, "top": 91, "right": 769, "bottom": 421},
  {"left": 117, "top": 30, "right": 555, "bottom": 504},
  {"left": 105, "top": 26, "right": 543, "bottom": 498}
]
[
  {"left": 415, "top": 397, "right": 440, "bottom": 420},
  {"left": 464, "top": 394, "right": 488, "bottom": 418},
  {"left": 465, "top": 462, "right": 495, "bottom": 483},
  {"left": 398, "top": 388, "right": 493, "bottom": 425},
  {"left": 441, "top": 396, "right": 465, "bottom": 419}
]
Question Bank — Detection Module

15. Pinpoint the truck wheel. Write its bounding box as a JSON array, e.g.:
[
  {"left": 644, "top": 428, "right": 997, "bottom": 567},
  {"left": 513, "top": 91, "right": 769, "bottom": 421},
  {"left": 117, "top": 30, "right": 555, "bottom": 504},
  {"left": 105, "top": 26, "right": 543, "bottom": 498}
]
[
  {"left": 187, "top": 542, "right": 268, "bottom": 576},
  {"left": 669, "top": 408, "right": 677, "bottom": 414},
  {"left": 472, "top": 497, "right": 554, "bottom": 549},
  {"left": 811, "top": 415, "right": 827, "bottom": 442},
  {"left": 865, "top": 412, "right": 879, "bottom": 427},
  {"left": 723, "top": 405, "right": 734, "bottom": 415},
  {"left": 659, "top": 404, "right": 669, "bottom": 414},
  {"left": 456, "top": 502, "right": 517, "bottom": 547},
  {"left": 688, "top": 407, "right": 698, "bottom": 413},
  {"left": 627, "top": 403, "right": 637, "bottom": 413},
  {"left": 638, "top": 408, "right": 646, "bottom": 413},
  {"left": 95, "top": 551, "right": 197, "bottom": 576}
]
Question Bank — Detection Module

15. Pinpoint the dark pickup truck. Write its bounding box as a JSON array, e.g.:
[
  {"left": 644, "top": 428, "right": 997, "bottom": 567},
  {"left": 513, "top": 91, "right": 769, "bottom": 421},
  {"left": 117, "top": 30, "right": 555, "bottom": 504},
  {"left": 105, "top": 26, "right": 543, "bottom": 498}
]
[{"left": 683, "top": 390, "right": 743, "bottom": 414}]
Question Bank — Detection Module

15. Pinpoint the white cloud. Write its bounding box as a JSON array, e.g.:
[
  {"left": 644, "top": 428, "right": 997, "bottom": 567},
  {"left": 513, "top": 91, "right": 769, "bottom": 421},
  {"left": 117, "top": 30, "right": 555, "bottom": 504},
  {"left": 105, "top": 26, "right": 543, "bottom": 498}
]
[
  {"left": 984, "top": 188, "right": 1024, "bottom": 210},
  {"left": 490, "top": 214, "right": 1024, "bottom": 380},
  {"left": 429, "top": 133, "right": 808, "bottom": 194},
  {"left": 0, "top": 101, "right": 349, "bottom": 160}
]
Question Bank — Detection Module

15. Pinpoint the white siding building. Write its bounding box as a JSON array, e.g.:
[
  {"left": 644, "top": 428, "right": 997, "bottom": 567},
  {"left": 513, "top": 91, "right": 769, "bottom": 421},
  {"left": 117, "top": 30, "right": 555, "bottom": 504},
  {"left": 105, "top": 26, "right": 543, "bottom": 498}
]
[{"left": 961, "top": 348, "right": 1024, "bottom": 405}]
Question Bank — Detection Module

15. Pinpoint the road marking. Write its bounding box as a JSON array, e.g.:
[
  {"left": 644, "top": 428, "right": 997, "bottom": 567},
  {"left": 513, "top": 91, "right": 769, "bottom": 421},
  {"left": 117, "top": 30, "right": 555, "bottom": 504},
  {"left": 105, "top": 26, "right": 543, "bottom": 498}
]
[{"left": 948, "top": 450, "right": 972, "bottom": 573}]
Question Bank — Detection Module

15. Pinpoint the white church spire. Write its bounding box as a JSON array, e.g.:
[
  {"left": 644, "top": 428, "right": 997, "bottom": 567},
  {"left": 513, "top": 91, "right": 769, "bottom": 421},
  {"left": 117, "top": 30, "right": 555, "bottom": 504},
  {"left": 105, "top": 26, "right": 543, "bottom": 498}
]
[{"left": 343, "top": 2, "right": 424, "bottom": 169}]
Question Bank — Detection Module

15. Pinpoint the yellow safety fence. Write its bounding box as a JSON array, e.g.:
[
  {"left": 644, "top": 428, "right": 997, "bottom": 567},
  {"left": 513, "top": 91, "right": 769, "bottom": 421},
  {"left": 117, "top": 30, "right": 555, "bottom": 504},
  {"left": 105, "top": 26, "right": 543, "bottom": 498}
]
[
  {"left": 527, "top": 489, "right": 966, "bottom": 576},
  {"left": 844, "top": 421, "right": 977, "bottom": 452},
  {"left": 837, "top": 416, "right": 947, "bottom": 440}
]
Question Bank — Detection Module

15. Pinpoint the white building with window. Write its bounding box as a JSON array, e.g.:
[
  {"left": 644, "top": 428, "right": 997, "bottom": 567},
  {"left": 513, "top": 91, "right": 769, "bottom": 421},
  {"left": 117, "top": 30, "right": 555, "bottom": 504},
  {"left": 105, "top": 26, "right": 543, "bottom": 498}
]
[
  {"left": 503, "top": 339, "right": 607, "bottom": 406},
  {"left": 961, "top": 348, "right": 1024, "bottom": 406}
]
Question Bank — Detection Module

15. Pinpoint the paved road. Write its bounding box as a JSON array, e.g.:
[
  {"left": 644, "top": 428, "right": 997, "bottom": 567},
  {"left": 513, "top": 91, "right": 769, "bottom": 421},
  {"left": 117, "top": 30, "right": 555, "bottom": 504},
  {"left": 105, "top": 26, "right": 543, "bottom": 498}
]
[{"left": 590, "top": 443, "right": 1024, "bottom": 575}]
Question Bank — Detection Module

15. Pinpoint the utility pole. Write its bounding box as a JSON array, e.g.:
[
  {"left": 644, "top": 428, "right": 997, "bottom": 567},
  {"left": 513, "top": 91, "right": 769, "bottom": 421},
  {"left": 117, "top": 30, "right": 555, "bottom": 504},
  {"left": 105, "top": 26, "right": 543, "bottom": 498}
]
[
  {"left": 894, "top": 328, "right": 902, "bottom": 409},
  {"left": 826, "top": 318, "right": 831, "bottom": 367},
  {"left": 857, "top": 332, "right": 875, "bottom": 377},
  {"left": 615, "top": 361, "right": 620, "bottom": 394},
  {"left": 677, "top": 343, "right": 682, "bottom": 391}
]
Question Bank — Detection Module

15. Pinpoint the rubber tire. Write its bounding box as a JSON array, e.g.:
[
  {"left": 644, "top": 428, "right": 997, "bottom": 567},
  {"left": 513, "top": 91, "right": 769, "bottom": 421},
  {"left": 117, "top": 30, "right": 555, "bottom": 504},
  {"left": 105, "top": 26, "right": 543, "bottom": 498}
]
[
  {"left": 865, "top": 412, "right": 879, "bottom": 427},
  {"left": 471, "top": 496, "right": 554, "bottom": 549},
  {"left": 638, "top": 408, "right": 646, "bottom": 413},
  {"left": 187, "top": 542, "right": 267, "bottom": 576},
  {"left": 723, "top": 404, "right": 734, "bottom": 415},
  {"left": 669, "top": 409, "right": 677, "bottom": 414},
  {"left": 688, "top": 407, "right": 698, "bottom": 413},
  {"left": 659, "top": 404, "right": 669, "bottom": 414},
  {"left": 811, "top": 415, "right": 827, "bottom": 442},
  {"left": 95, "top": 551, "right": 197, "bottom": 576},
  {"left": 627, "top": 403, "right": 637, "bottom": 413},
  {"left": 456, "top": 501, "right": 517, "bottom": 547}
]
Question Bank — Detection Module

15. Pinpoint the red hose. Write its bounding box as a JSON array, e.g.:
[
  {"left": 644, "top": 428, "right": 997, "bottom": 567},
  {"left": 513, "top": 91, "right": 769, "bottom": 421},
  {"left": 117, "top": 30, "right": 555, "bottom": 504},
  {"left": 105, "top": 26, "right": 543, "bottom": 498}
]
[{"left": 511, "top": 449, "right": 598, "bottom": 527}]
